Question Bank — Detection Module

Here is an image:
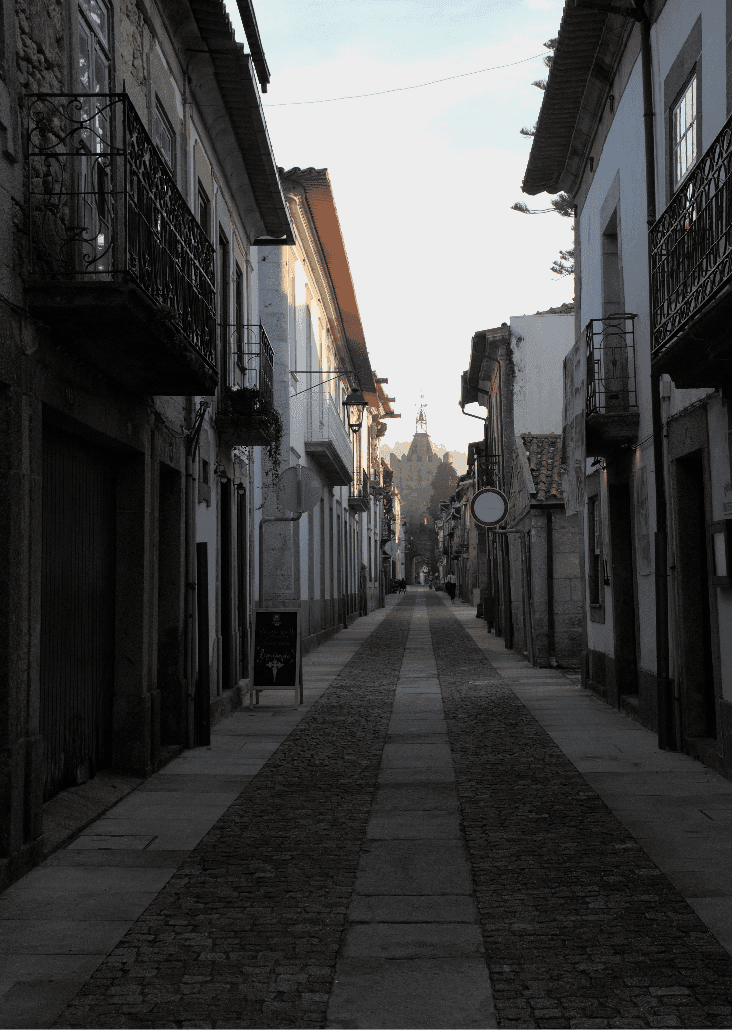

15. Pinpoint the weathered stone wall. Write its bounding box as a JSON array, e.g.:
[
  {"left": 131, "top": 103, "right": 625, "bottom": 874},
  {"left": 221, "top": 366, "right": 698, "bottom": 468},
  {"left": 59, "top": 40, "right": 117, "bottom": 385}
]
[
  {"left": 16, "top": 0, "right": 65, "bottom": 93},
  {"left": 551, "top": 509, "right": 582, "bottom": 668}
]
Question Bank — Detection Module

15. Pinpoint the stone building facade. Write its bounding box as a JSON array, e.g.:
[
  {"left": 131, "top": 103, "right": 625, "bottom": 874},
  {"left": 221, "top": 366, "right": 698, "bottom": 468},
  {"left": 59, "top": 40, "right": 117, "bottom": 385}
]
[
  {"left": 460, "top": 311, "right": 581, "bottom": 667},
  {"left": 0, "top": 0, "right": 292, "bottom": 886},
  {"left": 256, "top": 167, "right": 398, "bottom": 650},
  {"left": 388, "top": 409, "right": 454, "bottom": 583},
  {"left": 507, "top": 434, "right": 582, "bottom": 667}
]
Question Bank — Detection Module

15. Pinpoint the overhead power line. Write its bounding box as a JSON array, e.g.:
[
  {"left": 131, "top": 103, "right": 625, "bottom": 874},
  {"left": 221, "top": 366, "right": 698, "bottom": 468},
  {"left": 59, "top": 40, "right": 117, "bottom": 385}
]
[{"left": 263, "top": 52, "right": 546, "bottom": 106}]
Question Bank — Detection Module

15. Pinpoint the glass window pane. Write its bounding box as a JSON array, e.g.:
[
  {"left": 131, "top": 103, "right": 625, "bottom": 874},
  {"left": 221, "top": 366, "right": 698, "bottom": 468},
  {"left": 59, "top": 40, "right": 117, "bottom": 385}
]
[
  {"left": 672, "top": 76, "right": 698, "bottom": 189},
  {"left": 78, "top": 17, "right": 92, "bottom": 92}
]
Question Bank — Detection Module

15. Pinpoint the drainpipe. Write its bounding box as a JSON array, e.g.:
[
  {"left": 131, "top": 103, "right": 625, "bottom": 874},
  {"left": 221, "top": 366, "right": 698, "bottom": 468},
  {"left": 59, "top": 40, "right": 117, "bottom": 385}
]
[
  {"left": 636, "top": 0, "right": 674, "bottom": 750},
  {"left": 258, "top": 464, "right": 305, "bottom": 609}
]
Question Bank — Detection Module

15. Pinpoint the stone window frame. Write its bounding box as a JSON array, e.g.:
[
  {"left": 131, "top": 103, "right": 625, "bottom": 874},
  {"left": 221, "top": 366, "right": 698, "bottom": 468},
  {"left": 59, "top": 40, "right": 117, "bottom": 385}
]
[{"left": 664, "top": 16, "right": 702, "bottom": 205}]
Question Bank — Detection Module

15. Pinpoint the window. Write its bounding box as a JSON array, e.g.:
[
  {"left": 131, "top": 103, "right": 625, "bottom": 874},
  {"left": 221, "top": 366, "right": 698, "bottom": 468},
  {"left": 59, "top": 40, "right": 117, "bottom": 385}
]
[
  {"left": 672, "top": 74, "right": 697, "bottom": 190},
  {"left": 218, "top": 230, "right": 229, "bottom": 370},
  {"left": 78, "top": 0, "right": 111, "bottom": 271},
  {"left": 234, "top": 262, "right": 249, "bottom": 387},
  {"left": 197, "top": 182, "right": 211, "bottom": 238},
  {"left": 234, "top": 262, "right": 244, "bottom": 344},
  {"left": 78, "top": 0, "right": 110, "bottom": 94},
  {"left": 153, "top": 100, "right": 175, "bottom": 172},
  {"left": 588, "top": 495, "right": 602, "bottom": 605}
]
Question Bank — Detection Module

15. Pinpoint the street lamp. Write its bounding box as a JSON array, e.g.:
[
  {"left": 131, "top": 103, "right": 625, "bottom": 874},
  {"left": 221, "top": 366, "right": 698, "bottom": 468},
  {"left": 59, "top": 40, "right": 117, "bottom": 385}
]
[{"left": 342, "top": 386, "right": 368, "bottom": 432}]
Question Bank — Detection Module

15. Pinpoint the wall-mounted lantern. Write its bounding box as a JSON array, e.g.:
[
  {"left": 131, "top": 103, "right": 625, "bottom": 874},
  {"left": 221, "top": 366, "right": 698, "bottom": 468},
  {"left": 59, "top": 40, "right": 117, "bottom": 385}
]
[{"left": 342, "top": 386, "right": 368, "bottom": 432}]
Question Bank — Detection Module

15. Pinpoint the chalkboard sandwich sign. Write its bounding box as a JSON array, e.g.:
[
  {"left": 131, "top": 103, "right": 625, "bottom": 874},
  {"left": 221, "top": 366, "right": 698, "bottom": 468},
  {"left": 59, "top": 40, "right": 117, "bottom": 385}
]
[{"left": 249, "top": 609, "right": 302, "bottom": 706}]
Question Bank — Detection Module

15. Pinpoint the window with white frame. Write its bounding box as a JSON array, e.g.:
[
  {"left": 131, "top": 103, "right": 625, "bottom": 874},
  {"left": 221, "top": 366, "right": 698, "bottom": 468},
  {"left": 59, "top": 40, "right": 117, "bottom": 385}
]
[{"left": 672, "top": 74, "right": 697, "bottom": 190}]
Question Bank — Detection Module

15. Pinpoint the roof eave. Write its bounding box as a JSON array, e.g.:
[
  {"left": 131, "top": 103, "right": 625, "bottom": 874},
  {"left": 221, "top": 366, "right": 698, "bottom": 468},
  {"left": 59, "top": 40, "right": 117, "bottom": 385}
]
[
  {"left": 234, "top": 0, "right": 270, "bottom": 91},
  {"left": 522, "top": 1, "right": 631, "bottom": 198},
  {"left": 186, "top": 0, "right": 293, "bottom": 241},
  {"left": 281, "top": 167, "right": 378, "bottom": 405}
]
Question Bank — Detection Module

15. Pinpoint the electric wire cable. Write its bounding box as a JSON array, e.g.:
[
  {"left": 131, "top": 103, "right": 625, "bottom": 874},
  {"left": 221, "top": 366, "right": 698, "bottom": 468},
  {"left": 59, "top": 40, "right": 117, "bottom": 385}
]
[{"left": 263, "top": 52, "right": 546, "bottom": 106}]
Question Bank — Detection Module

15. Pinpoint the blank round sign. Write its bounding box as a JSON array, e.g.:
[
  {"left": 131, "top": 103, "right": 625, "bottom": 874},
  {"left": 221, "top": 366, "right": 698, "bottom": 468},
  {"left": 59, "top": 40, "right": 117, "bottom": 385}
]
[
  {"left": 470, "top": 488, "right": 508, "bottom": 527},
  {"left": 276, "top": 465, "right": 322, "bottom": 514}
]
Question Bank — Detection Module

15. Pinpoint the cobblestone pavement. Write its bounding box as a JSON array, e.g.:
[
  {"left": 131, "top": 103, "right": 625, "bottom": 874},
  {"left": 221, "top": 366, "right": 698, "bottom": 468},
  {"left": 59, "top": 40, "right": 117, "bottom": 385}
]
[
  {"left": 55, "top": 597, "right": 415, "bottom": 1030},
  {"left": 6, "top": 588, "right": 732, "bottom": 1029},
  {"left": 426, "top": 592, "right": 732, "bottom": 1029}
]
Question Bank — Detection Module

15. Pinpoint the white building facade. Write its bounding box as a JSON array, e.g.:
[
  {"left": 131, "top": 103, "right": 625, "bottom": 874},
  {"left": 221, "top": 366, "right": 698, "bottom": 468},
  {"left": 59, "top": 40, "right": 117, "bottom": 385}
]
[
  {"left": 524, "top": 0, "right": 732, "bottom": 769},
  {"left": 257, "top": 167, "right": 398, "bottom": 652}
]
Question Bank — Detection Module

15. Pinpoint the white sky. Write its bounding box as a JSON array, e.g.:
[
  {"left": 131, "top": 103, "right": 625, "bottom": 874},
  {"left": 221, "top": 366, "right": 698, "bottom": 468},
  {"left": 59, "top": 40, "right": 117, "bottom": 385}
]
[{"left": 225, "top": 0, "right": 573, "bottom": 453}]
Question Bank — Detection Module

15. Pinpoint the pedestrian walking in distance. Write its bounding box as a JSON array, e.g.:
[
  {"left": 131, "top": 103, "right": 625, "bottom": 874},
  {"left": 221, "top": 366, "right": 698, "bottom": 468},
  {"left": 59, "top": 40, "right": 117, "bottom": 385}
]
[{"left": 445, "top": 571, "right": 457, "bottom": 603}]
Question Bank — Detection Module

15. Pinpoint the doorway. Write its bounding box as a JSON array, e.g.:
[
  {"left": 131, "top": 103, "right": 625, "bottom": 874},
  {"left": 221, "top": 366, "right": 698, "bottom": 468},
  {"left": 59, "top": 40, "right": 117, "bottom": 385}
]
[
  {"left": 608, "top": 481, "right": 638, "bottom": 701},
  {"left": 674, "top": 450, "right": 716, "bottom": 739},
  {"left": 40, "top": 427, "right": 116, "bottom": 800},
  {"left": 236, "top": 487, "right": 248, "bottom": 679},
  {"left": 220, "top": 480, "right": 233, "bottom": 693},
  {"left": 157, "top": 465, "right": 183, "bottom": 746}
]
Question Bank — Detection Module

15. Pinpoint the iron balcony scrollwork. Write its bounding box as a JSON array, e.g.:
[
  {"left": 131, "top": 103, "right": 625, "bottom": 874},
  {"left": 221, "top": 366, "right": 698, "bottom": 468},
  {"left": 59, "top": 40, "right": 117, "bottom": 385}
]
[
  {"left": 215, "top": 324, "right": 277, "bottom": 447},
  {"left": 585, "top": 315, "right": 638, "bottom": 417},
  {"left": 347, "top": 467, "right": 370, "bottom": 512},
  {"left": 226, "top": 322, "right": 275, "bottom": 409},
  {"left": 651, "top": 112, "right": 732, "bottom": 359},
  {"left": 27, "top": 92, "right": 216, "bottom": 371}
]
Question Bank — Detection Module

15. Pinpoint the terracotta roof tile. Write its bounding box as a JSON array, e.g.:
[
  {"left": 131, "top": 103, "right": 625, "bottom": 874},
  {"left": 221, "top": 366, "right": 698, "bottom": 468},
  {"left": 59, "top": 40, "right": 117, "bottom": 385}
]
[{"left": 521, "top": 433, "right": 563, "bottom": 502}]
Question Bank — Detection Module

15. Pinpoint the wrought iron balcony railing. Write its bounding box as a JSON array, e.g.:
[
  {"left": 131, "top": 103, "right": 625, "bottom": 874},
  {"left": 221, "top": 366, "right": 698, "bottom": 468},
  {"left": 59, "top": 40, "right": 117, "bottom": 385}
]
[
  {"left": 651, "top": 112, "right": 732, "bottom": 361},
  {"left": 585, "top": 315, "right": 638, "bottom": 417},
  {"left": 27, "top": 92, "right": 216, "bottom": 370},
  {"left": 227, "top": 323, "right": 274, "bottom": 409},
  {"left": 350, "top": 468, "right": 369, "bottom": 501},
  {"left": 311, "top": 389, "right": 353, "bottom": 472},
  {"left": 477, "top": 454, "right": 502, "bottom": 491}
]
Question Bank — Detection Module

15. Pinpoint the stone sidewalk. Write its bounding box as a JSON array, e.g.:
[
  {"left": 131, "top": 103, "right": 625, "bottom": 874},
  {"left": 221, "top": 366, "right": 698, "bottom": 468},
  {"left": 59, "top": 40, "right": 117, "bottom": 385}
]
[{"left": 2, "top": 589, "right": 732, "bottom": 1028}]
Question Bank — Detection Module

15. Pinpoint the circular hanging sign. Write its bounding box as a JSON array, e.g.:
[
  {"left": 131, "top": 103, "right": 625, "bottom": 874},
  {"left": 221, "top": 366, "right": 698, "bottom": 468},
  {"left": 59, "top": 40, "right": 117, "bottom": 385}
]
[{"left": 470, "top": 487, "right": 508, "bottom": 528}]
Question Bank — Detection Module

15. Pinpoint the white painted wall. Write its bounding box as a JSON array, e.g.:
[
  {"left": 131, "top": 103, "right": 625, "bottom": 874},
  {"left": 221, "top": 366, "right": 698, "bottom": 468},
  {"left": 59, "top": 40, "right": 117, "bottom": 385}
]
[{"left": 509, "top": 313, "right": 574, "bottom": 435}]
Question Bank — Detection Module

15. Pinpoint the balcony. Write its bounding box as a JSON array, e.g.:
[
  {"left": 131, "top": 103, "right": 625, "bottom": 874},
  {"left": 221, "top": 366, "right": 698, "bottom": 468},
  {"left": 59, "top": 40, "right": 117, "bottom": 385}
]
[
  {"left": 585, "top": 315, "right": 640, "bottom": 457},
  {"left": 651, "top": 116, "right": 732, "bottom": 388},
  {"left": 348, "top": 468, "right": 370, "bottom": 513},
  {"left": 304, "top": 385, "right": 353, "bottom": 486},
  {"left": 477, "top": 454, "right": 502, "bottom": 490},
  {"left": 215, "top": 325, "right": 277, "bottom": 447},
  {"left": 26, "top": 93, "right": 217, "bottom": 395}
]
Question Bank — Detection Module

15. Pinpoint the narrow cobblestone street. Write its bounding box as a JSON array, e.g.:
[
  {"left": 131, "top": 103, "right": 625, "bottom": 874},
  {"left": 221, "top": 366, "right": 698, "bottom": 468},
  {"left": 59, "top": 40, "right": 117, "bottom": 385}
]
[{"left": 3, "top": 591, "right": 732, "bottom": 1029}]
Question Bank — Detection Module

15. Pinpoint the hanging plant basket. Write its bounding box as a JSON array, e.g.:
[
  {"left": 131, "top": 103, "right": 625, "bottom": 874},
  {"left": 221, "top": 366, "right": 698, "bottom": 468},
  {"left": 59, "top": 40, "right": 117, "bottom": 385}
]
[{"left": 214, "top": 387, "right": 280, "bottom": 449}]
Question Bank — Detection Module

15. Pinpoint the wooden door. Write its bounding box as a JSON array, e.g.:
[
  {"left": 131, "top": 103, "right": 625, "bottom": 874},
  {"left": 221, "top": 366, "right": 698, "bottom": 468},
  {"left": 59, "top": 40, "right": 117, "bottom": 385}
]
[{"left": 41, "top": 428, "right": 116, "bottom": 800}]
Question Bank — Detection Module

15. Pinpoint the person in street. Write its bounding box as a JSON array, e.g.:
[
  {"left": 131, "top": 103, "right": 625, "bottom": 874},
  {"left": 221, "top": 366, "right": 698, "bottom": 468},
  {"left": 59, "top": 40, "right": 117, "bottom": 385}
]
[
  {"left": 359, "top": 563, "right": 368, "bottom": 616},
  {"left": 445, "top": 571, "right": 457, "bottom": 603}
]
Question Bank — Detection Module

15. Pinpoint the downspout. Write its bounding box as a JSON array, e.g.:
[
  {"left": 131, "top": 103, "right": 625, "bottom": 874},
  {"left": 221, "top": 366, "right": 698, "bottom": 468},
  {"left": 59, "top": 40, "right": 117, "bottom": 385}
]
[{"left": 636, "top": 0, "right": 674, "bottom": 750}]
